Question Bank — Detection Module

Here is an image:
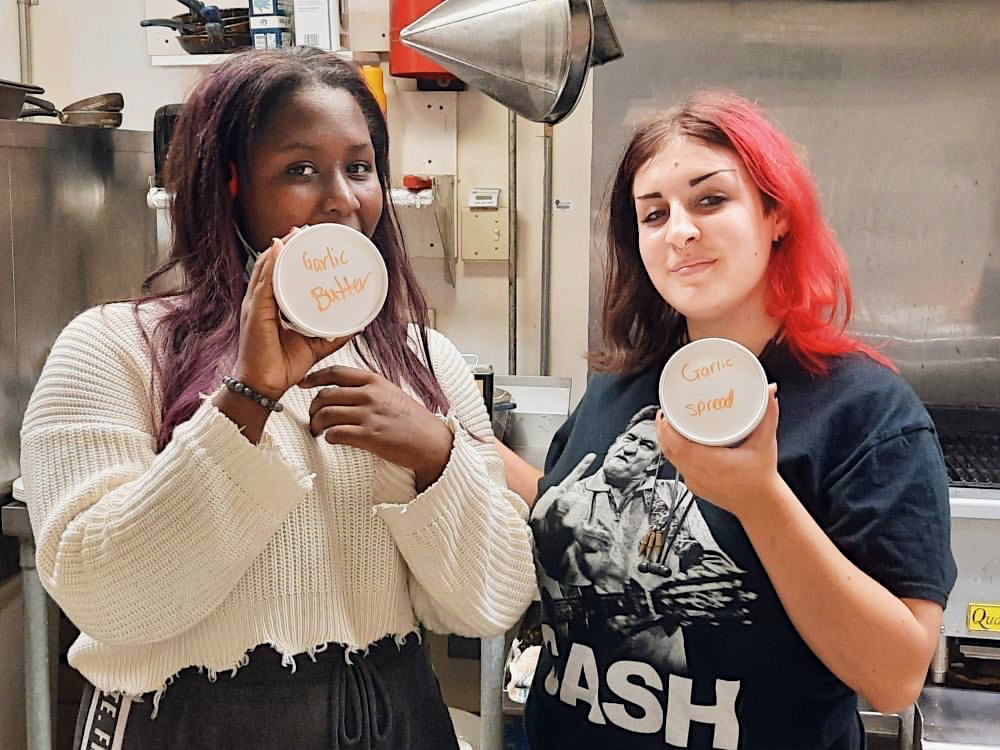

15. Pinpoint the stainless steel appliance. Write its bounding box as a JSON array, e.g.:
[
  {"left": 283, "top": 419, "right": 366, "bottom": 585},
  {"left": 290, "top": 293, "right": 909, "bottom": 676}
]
[
  {"left": 918, "top": 405, "right": 1000, "bottom": 749},
  {"left": 1, "top": 118, "right": 157, "bottom": 492},
  {"left": 400, "top": 0, "right": 622, "bottom": 125},
  {"left": 0, "top": 118, "right": 157, "bottom": 750}
]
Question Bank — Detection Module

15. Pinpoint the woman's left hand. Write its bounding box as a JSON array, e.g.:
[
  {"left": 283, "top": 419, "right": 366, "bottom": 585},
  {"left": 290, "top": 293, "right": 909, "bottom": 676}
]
[
  {"left": 656, "top": 383, "right": 783, "bottom": 521},
  {"left": 301, "top": 365, "right": 454, "bottom": 492}
]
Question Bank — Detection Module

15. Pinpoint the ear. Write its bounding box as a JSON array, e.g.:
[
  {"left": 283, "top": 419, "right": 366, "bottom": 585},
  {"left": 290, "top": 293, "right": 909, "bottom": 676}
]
[
  {"left": 771, "top": 204, "right": 790, "bottom": 245},
  {"left": 228, "top": 162, "right": 239, "bottom": 200}
]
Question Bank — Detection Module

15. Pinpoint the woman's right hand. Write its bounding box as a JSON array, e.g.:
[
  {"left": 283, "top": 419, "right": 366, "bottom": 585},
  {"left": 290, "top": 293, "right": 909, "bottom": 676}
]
[{"left": 233, "top": 231, "right": 351, "bottom": 399}]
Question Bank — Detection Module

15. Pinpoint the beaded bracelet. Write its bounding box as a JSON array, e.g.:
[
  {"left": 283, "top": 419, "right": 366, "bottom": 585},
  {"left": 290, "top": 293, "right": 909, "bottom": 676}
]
[{"left": 222, "top": 376, "right": 284, "bottom": 413}]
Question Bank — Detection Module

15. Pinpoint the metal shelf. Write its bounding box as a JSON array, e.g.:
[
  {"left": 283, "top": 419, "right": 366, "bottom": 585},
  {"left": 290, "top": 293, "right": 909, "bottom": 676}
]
[
  {"left": 150, "top": 49, "right": 359, "bottom": 67},
  {"left": 150, "top": 54, "right": 233, "bottom": 67}
]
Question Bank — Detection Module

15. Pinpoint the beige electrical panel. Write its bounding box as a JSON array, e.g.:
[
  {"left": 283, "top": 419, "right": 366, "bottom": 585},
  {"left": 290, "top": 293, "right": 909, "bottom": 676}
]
[{"left": 460, "top": 207, "right": 509, "bottom": 261}]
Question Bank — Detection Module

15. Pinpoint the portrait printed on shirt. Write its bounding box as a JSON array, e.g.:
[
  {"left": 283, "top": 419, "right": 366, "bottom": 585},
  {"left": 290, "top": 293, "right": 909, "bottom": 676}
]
[{"left": 529, "top": 405, "right": 759, "bottom": 745}]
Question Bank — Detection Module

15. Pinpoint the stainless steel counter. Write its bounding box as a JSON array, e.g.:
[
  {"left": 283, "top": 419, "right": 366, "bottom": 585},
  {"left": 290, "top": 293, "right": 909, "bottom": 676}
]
[{"left": 919, "top": 685, "right": 1000, "bottom": 749}]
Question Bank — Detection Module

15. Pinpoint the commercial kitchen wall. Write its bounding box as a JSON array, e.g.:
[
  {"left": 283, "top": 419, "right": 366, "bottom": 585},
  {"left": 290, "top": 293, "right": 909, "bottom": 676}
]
[{"left": 16, "top": 1, "right": 592, "bottom": 404}]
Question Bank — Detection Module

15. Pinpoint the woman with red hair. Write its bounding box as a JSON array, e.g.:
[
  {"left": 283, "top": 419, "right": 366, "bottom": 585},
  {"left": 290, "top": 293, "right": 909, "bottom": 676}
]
[{"left": 502, "top": 91, "right": 955, "bottom": 749}]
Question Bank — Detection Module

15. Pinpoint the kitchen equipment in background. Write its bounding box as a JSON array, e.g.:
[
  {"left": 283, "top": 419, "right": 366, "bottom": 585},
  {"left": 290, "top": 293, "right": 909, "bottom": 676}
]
[
  {"left": 491, "top": 387, "right": 515, "bottom": 443},
  {"left": 140, "top": 7, "right": 251, "bottom": 54},
  {"left": 919, "top": 684, "right": 1000, "bottom": 749},
  {"left": 0, "top": 78, "right": 44, "bottom": 120},
  {"left": 177, "top": 28, "right": 252, "bottom": 53},
  {"left": 1, "top": 116, "right": 158, "bottom": 750},
  {"left": 925, "top": 404, "right": 1000, "bottom": 738},
  {"left": 390, "top": 0, "right": 454, "bottom": 81},
  {"left": 398, "top": 0, "right": 623, "bottom": 377},
  {"left": 493, "top": 375, "right": 571, "bottom": 479},
  {"left": 399, "top": 0, "right": 622, "bottom": 124},
  {"left": 464, "top": 355, "right": 494, "bottom": 419},
  {"left": 178, "top": 0, "right": 228, "bottom": 39},
  {"left": 18, "top": 92, "right": 124, "bottom": 128},
  {"left": 148, "top": 104, "right": 183, "bottom": 268},
  {"left": 137, "top": 12, "right": 249, "bottom": 35},
  {"left": 153, "top": 104, "right": 182, "bottom": 189}
]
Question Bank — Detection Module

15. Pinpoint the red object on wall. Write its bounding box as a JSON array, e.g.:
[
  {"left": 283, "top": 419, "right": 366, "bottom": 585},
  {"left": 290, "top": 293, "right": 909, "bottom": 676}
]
[
  {"left": 389, "top": 0, "right": 454, "bottom": 79},
  {"left": 402, "top": 174, "right": 434, "bottom": 190}
]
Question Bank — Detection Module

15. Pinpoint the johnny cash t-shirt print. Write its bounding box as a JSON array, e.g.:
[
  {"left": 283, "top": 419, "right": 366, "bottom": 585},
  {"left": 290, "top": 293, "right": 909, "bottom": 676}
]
[{"left": 528, "top": 397, "right": 759, "bottom": 749}]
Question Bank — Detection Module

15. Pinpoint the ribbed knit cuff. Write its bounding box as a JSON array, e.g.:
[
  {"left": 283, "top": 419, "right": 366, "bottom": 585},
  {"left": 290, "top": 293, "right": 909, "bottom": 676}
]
[
  {"left": 172, "top": 394, "right": 314, "bottom": 520},
  {"left": 374, "top": 414, "right": 487, "bottom": 532}
]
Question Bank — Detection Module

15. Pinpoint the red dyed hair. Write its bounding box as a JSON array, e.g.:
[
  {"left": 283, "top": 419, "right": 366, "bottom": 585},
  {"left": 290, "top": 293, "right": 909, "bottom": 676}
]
[{"left": 593, "top": 90, "right": 892, "bottom": 374}]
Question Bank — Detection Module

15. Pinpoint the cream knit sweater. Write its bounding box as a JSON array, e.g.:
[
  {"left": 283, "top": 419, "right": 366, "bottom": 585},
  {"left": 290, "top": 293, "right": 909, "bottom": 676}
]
[{"left": 20, "top": 303, "right": 536, "bottom": 696}]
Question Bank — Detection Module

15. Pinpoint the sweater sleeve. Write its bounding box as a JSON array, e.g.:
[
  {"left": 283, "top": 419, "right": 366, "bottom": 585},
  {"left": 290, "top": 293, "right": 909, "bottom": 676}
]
[
  {"left": 18, "top": 306, "right": 311, "bottom": 646},
  {"left": 374, "top": 330, "right": 537, "bottom": 637}
]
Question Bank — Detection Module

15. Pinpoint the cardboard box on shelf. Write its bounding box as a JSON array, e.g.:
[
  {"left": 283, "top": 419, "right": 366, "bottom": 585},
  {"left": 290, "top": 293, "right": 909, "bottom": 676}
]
[
  {"left": 292, "top": 0, "right": 337, "bottom": 50},
  {"left": 251, "top": 15, "right": 294, "bottom": 49},
  {"left": 250, "top": 0, "right": 292, "bottom": 15}
]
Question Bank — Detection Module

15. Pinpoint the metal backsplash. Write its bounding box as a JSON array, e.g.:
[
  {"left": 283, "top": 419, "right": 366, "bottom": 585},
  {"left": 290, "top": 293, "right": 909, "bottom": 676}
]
[
  {"left": 589, "top": 0, "right": 1000, "bottom": 407},
  {"left": 0, "top": 120, "right": 157, "bottom": 493}
]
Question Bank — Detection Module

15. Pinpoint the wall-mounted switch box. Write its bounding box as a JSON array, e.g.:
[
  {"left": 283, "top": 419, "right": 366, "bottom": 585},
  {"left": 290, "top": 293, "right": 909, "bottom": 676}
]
[
  {"left": 460, "top": 207, "right": 509, "bottom": 261},
  {"left": 467, "top": 188, "right": 501, "bottom": 209}
]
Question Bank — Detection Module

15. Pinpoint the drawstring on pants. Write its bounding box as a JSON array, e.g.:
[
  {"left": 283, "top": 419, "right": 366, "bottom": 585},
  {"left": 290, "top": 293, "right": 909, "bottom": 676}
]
[{"left": 330, "top": 649, "right": 394, "bottom": 748}]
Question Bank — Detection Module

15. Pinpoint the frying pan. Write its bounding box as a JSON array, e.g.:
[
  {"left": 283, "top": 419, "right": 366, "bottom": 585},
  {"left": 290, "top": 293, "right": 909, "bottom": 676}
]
[
  {"left": 139, "top": 10, "right": 250, "bottom": 35},
  {"left": 140, "top": 9, "right": 251, "bottom": 53},
  {"left": 0, "top": 78, "right": 45, "bottom": 120},
  {"left": 177, "top": 31, "right": 252, "bottom": 54},
  {"left": 19, "top": 93, "right": 124, "bottom": 128}
]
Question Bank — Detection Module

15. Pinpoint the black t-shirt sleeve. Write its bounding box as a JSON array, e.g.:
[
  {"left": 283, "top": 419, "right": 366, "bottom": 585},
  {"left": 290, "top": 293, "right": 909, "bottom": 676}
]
[
  {"left": 823, "top": 425, "right": 957, "bottom": 607},
  {"left": 542, "top": 402, "right": 579, "bottom": 475}
]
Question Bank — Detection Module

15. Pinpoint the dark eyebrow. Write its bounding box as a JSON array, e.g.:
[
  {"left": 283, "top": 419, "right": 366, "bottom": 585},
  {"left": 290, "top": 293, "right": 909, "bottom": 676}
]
[
  {"left": 634, "top": 168, "right": 736, "bottom": 200},
  {"left": 689, "top": 169, "right": 734, "bottom": 187}
]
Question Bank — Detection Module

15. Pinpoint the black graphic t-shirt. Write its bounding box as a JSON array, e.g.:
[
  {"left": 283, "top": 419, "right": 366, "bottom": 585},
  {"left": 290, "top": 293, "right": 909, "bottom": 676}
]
[{"left": 524, "top": 343, "right": 957, "bottom": 750}]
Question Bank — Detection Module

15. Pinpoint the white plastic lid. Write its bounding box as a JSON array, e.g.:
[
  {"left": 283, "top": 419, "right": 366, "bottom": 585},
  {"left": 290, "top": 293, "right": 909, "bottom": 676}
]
[
  {"left": 272, "top": 223, "right": 388, "bottom": 339},
  {"left": 658, "top": 337, "right": 769, "bottom": 447}
]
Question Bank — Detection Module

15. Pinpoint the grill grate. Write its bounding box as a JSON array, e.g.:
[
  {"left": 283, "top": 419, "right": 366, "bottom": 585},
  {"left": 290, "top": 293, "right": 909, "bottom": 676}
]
[
  {"left": 939, "top": 433, "right": 1000, "bottom": 488},
  {"left": 928, "top": 406, "right": 1000, "bottom": 490}
]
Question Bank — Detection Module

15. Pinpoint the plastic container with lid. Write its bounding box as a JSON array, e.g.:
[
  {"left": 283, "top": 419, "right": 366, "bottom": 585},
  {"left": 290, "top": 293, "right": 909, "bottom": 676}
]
[
  {"left": 658, "top": 337, "right": 770, "bottom": 447},
  {"left": 272, "top": 223, "right": 388, "bottom": 339}
]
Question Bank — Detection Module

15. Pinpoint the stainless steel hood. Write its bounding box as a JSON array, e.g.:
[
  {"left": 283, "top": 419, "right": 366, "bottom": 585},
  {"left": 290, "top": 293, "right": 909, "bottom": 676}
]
[{"left": 401, "top": 0, "right": 622, "bottom": 124}]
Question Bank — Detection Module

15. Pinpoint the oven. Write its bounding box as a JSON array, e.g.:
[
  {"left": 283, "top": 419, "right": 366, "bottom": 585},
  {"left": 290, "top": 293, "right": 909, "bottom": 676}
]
[{"left": 914, "top": 405, "right": 1000, "bottom": 749}]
